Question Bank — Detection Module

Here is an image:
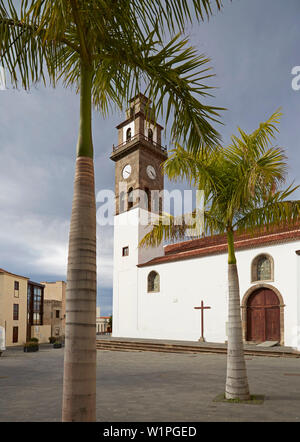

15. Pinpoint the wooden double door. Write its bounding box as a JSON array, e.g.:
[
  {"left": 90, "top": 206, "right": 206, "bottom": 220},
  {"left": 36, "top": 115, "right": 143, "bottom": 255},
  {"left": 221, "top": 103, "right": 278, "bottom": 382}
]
[{"left": 246, "top": 288, "right": 280, "bottom": 342}]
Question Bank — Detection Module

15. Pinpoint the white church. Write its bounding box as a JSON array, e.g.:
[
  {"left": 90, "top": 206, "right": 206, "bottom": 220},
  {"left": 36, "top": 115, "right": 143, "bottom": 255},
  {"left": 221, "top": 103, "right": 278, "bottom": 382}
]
[{"left": 110, "top": 94, "right": 300, "bottom": 352}]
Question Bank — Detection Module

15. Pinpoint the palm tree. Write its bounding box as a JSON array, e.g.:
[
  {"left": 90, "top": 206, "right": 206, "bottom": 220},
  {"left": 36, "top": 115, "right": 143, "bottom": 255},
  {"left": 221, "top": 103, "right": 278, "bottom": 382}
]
[
  {"left": 140, "top": 110, "right": 300, "bottom": 400},
  {"left": 0, "top": 0, "right": 226, "bottom": 421}
]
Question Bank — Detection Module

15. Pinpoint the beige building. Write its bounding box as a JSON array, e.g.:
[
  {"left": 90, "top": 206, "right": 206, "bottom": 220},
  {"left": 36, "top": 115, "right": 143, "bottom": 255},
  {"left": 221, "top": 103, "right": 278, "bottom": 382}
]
[
  {"left": 42, "top": 281, "right": 66, "bottom": 339},
  {"left": 0, "top": 268, "right": 29, "bottom": 346},
  {"left": 0, "top": 268, "right": 66, "bottom": 347}
]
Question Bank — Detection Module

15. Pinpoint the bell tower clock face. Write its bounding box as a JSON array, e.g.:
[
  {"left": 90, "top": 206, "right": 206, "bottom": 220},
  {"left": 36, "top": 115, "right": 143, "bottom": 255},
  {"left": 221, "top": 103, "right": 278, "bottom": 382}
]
[
  {"left": 122, "top": 164, "right": 132, "bottom": 179},
  {"left": 146, "top": 165, "right": 156, "bottom": 180}
]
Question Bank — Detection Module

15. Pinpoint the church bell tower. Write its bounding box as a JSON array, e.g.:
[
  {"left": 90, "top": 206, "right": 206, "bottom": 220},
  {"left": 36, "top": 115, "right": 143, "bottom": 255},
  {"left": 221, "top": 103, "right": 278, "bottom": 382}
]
[
  {"left": 110, "top": 94, "right": 167, "bottom": 337},
  {"left": 110, "top": 93, "right": 167, "bottom": 216}
]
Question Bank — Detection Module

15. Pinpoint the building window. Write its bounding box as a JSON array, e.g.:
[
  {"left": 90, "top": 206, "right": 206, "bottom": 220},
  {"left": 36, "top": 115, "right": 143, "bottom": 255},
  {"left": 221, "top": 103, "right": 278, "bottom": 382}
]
[
  {"left": 251, "top": 254, "right": 273, "bottom": 282},
  {"left": 13, "top": 304, "right": 19, "bottom": 321},
  {"left": 27, "top": 283, "right": 44, "bottom": 329},
  {"left": 33, "top": 287, "right": 42, "bottom": 325},
  {"left": 56, "top": 310, "right": 60, "bottom": 319},
  {"left": 126, "top": 128, "right": 132, "bottom": 141},
  {"left": 122, "top": 246, "right": 129, "bottom": 257},
  {"left": 147, "top": 271, "right": 160, "bottom": 293},
  {"left": 33, "top": 313, "right": 41, "bottom": 325},
  {"left": 14, "top": 281, "right": 19, "bottom": 298},
  {"left": 13, "top": 326, "right": 18, "bottom": 343}
]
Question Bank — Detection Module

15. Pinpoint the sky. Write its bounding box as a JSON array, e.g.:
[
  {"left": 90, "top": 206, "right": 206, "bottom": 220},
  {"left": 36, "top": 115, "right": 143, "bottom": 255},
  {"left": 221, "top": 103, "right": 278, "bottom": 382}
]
[{"left": 0, "top": 0, "right": 300, "bottom": 315}]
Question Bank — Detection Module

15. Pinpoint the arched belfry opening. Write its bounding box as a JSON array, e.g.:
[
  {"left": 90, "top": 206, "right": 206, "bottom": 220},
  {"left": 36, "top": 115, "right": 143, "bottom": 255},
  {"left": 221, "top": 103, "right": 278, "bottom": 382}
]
[
  {"left": 126, "top": 127, "right": 132, "bottom": 141},
  {"left": 148, "top": 128, "right": 153, "bottom": 142}
]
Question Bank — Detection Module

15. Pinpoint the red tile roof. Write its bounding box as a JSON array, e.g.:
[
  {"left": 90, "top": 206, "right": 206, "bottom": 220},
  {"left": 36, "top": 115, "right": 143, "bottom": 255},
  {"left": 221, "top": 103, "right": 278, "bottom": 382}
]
[{"left": 138, "top": 224, "right": 300, "bottom": 267}]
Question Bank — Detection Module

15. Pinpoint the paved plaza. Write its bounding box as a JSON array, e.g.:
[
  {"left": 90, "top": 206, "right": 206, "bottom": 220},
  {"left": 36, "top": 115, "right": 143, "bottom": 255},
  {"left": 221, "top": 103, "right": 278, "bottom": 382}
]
[{"left": 0, "top": 345, "right": 299, "bottom": 422}]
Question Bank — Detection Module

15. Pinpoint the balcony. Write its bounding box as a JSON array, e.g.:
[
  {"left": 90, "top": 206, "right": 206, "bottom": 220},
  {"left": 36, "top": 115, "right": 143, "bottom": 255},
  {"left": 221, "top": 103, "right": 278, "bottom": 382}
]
[{"left": 112, "top": 132, "right": 168, "bottom": 157}]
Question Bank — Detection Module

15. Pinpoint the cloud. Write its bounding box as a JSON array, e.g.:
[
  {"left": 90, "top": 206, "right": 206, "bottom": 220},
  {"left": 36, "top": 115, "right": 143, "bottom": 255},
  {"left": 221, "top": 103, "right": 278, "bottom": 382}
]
[
  {"left": 1, "top": 0, "right": 300, "bottom": 318},
  {"left": 0, "top": 212, "right": 69, "bottom": 276}
]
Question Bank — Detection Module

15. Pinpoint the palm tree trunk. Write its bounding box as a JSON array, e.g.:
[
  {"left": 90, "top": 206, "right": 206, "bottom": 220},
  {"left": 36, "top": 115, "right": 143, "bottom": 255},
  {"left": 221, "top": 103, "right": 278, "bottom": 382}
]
[
  {"left": 62, "top": 63, "right": 97, "bottom": 421},
  {"left": 225, "top": 229, "right": 250, "bottom": 400}
]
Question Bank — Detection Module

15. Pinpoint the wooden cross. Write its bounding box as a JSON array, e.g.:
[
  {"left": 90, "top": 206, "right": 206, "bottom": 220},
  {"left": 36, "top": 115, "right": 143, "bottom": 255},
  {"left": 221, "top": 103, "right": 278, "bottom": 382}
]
[{"left": 194, "top": 300, "right": 211, "bottom": 342}]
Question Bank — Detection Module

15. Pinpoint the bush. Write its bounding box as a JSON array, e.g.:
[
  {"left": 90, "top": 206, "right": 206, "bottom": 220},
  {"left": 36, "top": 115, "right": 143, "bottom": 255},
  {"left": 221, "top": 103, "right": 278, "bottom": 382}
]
[
  {"left": 24, "top": 341, "right": 38, "bottom": 347},
  {"left": 49, "top": 336, "right": 56, "bottom": 344},
  {"left": 29, "top": 337, "right": 39, "bottom": 343},
  {"left": 53, "top": 341, "right": 62, "bottom": 349},
  {"left": 24, "top": 342, "right": 39, "bottom": 352}
]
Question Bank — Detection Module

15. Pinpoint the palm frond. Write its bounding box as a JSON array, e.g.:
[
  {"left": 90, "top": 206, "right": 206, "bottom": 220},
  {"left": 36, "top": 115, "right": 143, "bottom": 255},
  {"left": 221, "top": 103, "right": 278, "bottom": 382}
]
[
  {"left": 139, "top": 206, "right": 226, "bottom": 248},
  {"left": 133, "top": 0, "right": 224, "bottom": 37},
  {"left": 228, "top": 109, "right": 283, "bottom": 159},
  {"left": 234, "top": 184, "right": 300, "bottom": 233},
  {"left": 163, "top": 144, "right": 221, "bottom": 190},
  {"left": 139, "top": 212, "right": 190, "bottom": 248},
  {"left": 92, "top": 30, "right": 223, "bottom": 145},
  {"left": 0, "top": 0, "right": 80, "bottom": 89},
  {"left": 223, "top": 111, "right": 287, "bottom": 218},
  {"left": 1, "top": 0, "right": 225, "bottom": 150}
]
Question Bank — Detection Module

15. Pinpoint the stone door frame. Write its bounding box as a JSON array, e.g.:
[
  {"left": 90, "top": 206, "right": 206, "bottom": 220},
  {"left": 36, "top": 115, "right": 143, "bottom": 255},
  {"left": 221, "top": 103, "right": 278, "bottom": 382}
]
[{"left": 241, "top": 283, "right": 285, "bottom": 346}]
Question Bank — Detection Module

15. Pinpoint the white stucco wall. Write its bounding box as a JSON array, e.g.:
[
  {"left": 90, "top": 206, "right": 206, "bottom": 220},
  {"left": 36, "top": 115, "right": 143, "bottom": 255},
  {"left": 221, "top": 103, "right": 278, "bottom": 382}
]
[
  {"left": 136, "top": 241, "right": 300, "bottom": 349},
  {"left": 137, "top": 253, "right": 228, "bottom": 342},
  {"left": 112, "top": 208, "right": 163, "bottom": 337},
  {"left": 113, "top": 223, "right": 300, "bottom": 350}
]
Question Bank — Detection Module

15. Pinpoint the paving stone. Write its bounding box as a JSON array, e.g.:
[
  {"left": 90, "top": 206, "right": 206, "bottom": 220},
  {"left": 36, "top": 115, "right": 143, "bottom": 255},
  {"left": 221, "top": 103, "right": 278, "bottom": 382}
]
[{"left": 0, "top": 346, "right": 299, "bottom": 421}]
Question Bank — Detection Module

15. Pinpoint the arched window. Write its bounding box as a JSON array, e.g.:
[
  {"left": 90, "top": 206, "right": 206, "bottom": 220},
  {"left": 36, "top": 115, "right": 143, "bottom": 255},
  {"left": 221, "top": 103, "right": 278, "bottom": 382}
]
[
  {"left": 145, "top": 187, "right": 151, "bottom": 212},
  {"left": 128, "top": 187, "right": 134, "bottom": 210},
  {"left": 148, "top": 128, "right": 153, "bottom": 142},
  {"left": 147, "top": 271, "right": 160, "bottom": 293},
  {"left": 251, "top": 254, "right": 273, "bottom": 282},
  {"left": 126, "top": 128, "right": 132, "bottom": 141}
]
